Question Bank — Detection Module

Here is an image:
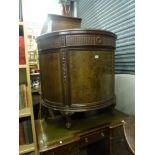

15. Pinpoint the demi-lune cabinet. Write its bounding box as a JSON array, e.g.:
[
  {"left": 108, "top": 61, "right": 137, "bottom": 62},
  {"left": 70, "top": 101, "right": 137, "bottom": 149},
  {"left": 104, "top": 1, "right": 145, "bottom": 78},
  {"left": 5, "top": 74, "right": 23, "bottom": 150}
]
[{"left": 37, "top": 29, "right": 117, "bottom": 127}]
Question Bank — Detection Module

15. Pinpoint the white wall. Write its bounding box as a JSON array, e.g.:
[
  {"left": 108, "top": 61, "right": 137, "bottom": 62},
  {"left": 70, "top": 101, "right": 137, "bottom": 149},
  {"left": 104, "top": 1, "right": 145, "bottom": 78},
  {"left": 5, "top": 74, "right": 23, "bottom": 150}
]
[
  {"left": 23, "top": 0, "right": 62, "bottom": 36},
  {"left": 115, "top": 74, "right": 135, "bottom": 116}
]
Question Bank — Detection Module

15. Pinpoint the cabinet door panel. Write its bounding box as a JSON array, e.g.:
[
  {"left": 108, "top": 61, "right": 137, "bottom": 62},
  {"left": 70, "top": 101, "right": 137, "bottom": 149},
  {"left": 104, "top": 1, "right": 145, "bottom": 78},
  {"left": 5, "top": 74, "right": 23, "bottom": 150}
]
[
  {"left": 39, "top": 52, "right": 63, "bottom": 105},
  {"left": 69, "top": 50, "right": 114, "bottom": 104}
]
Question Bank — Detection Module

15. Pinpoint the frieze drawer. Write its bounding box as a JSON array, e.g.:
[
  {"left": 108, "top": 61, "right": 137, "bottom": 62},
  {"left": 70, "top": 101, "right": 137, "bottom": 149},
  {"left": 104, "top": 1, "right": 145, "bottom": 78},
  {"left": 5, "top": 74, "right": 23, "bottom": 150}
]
[{"left": 79, "top": 128, "right": 109, "bottom": 147}]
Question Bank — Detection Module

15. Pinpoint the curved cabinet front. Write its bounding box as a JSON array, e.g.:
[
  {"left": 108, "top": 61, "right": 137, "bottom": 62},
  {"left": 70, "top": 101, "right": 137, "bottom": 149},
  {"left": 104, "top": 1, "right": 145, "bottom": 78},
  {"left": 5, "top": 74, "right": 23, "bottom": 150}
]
[{"left": 37, "top": 29, "right": 117, "bottom": 113}]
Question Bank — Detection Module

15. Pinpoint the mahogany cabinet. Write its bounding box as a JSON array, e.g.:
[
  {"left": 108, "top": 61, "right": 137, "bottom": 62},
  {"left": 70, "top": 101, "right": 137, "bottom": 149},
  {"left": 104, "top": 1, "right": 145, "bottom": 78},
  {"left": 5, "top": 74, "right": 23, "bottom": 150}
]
[
  {"left": 37, "top": 29, "right": 117, "bottom": 127},
  {"left": 41, "top": 14, "right": 82, "bottom": 34}
]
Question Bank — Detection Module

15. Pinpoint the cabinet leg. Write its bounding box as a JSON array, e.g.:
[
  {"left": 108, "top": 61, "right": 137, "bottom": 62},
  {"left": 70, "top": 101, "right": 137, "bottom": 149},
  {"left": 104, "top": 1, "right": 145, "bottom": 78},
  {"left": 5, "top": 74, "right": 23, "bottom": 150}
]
[
  {"left": 110, "top": 104, "right": 115, "bottom": 116},
  {"left": 42, "top": 106, "right": 49, "bottom": 121},
  {"left": 48, "top": 109, "right": 56, "bottom": 119},
  {"left": 65, "top": 114, "right": 71, "bottom": 129},
  {"left": 61, "top": 112, "right": 72, "bottom": 128}
]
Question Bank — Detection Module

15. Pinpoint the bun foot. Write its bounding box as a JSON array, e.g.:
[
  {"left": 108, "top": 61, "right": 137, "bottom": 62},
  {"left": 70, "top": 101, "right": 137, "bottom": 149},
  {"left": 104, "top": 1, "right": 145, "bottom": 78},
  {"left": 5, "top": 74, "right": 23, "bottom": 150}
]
[{"left": 66, "top": 121, "right": 71, "bottom": 129}]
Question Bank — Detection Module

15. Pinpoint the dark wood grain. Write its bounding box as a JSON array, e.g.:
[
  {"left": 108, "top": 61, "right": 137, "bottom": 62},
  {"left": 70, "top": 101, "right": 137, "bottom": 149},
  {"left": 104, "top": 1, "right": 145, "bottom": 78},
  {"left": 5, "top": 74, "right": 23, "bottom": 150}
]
[{"left": 37, "top": 29, "right": 116, "bottom": 116}]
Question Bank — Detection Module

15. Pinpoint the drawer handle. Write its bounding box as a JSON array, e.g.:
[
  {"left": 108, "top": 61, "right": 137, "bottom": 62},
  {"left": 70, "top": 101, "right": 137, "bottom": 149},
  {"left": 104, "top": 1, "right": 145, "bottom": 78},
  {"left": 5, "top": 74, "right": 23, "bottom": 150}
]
[
  {"left": 85, "top": 138, "right": 88, "bottom": 143},
  {"left": 101, "top": 132, "right": 104, "bottom": 137}
]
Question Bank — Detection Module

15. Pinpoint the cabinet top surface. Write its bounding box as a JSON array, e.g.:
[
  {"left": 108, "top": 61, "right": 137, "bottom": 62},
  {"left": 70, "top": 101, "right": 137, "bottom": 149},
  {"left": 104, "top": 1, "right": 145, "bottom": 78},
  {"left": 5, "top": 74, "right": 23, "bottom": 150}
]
[
  {"left": 37, "top": 29, "right": 117, "bottom": 41},
  {"left": 35, "top": 110, "right": 129, "bottom": 152}
]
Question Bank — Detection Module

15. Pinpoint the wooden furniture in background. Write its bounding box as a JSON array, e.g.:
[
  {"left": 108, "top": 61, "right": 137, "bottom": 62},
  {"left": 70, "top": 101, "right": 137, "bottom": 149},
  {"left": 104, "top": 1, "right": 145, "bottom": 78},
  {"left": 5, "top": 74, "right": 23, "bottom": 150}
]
[
  {"left": 19, "top": 21, "right": 38, "bottom": 155},
  {"left": 41, "top": 14, "right": 82, "bottom": 34},
  {"left": 35, "top": 110, "right": 135, "bottom": 155}
]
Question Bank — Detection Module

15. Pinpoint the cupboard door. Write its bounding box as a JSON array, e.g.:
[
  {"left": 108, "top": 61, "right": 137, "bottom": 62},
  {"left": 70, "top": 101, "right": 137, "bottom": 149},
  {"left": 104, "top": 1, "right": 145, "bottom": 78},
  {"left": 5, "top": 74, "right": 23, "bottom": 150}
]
[{"left": 69, "top": 50, "right": 114, "bottom": 105}]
